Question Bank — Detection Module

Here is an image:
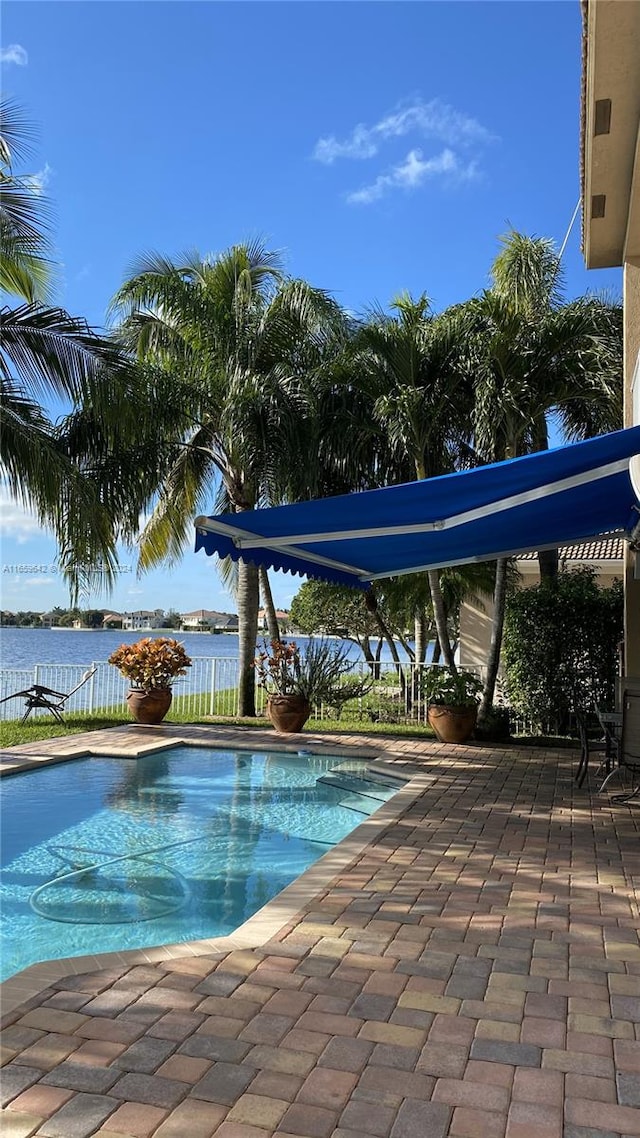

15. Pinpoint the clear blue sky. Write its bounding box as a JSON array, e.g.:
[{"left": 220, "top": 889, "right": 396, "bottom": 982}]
[{"left": 1, "top": 0, "right": 622, "bottom": 616}]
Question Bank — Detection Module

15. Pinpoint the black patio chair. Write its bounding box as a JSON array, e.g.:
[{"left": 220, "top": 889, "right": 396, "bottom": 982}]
[
  {"left": 0, "top": 667, "right": 97, "bottom": 725},
  {"left": 600, "top": 689, "right": 640, "bottom": 803},
  {"left": 575, "top": 703, "right": 622, "bottom": 789}
]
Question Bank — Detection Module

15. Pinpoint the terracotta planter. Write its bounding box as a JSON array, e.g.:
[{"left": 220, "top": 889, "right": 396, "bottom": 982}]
[
  {"left": 267, "top": 694, "right": 311, "bottom": 734},
  {"left": 127, "top": 687, "right": 172, "bottom": 725},
  {"left": 427, "top": 703, "right": 477, "bottom": 744}
]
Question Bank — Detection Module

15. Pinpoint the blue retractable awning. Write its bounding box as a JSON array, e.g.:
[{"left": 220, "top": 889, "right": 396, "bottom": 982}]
[{"left": 194, "top": 427, "right": 640, "bottom": 588}]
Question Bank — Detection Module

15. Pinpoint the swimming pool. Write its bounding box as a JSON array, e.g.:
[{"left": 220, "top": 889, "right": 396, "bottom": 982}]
[{"left": 0, "top": 746, "right": 402, "bottom": 981}]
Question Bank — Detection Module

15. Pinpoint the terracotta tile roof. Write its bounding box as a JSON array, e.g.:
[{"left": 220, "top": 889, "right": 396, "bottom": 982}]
[{"left": 518, "top": 536, "right": 624, "bottom": 562}]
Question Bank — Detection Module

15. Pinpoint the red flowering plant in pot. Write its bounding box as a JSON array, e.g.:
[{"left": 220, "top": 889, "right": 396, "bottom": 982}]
[
  {"left": 254, "top": 638, "right": 372, "bottom": 734},
  {"left": 108, "top": 637, "right": 192, "bottom": 724}
]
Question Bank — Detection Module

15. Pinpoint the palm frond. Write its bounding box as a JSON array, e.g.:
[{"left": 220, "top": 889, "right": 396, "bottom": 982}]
[
  {"left": 0, "top": 171, "right": 52, "bottom": 302},
  {"left": 0, "top": 98, "right": 37, "bottom": 167},
  {"left": 137, "top": 431, "right": 222, "bottom": 570},
  {"left": 0, "top": 249, "right": 52, "bottom": 303},
  {"left": 1, "top": 102, "right": 53, "bottom": 303},
  {"left": 491, "top": 230, "right": 564, "bottom": 314},
  {"left": 0, "top": 304, "right": 125, "bottom": 402}
]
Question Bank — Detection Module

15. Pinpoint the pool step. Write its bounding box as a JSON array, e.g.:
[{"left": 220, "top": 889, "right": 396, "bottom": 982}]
[
  {"left": 317, "top": 772, "right": 394, "bottom": 802},
  {"left": 329, "top": 761, "right": 408, "bottom": 788},
  {"left": 368, "top": 764, "right": 412, "bottom": 784},
  {"left": 338, "top": 794, "right": 381, "bottom": 815},
  {"left": 358, "top": 769, "right": 406, "bottom": 788}
]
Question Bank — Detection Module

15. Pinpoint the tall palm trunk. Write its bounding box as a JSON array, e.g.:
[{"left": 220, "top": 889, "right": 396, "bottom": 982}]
[
  {"left": 415, "top": 457, "right": 456, "bottom": 672},
  {"left": 237, "top": 559, "right": 260, "bottom": 716},
  {"left": 531, "top": 421, "right": 558, "bottom": 582},
  {"left": 414, "top": 610, "right": 428, "bottom": 665},
  {"left": 412, "top": 610, "right": 429, "bottom": 704},
  {"left": 477, "top": 438, "right": 516, "bottom": 717},
  {"left": 478, "top": 557, "right": 508, "bottom": 722},
  {"left": 259, "top": 566, "right": 281, "bottom": 643},
  {"left": 427, "top": 569, "right": 456, "bottom": 671}
]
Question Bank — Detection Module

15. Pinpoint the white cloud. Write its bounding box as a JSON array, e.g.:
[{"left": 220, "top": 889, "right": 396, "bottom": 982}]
[
  {"left": 313, "top": 125, "right": 378, "bottom": 164},
  {"left": 313, "top": 97, "right": 494, "bottom": 165},
  {"left": 347, "top": 147, "right": 478, "bottom": 205},
  {"left": 0, "top": 493, "right": 50, "bottom": 544},
  {"left": 127, "top": 586, "right": 144, "bottom": 596},
  {"left": 376, "top": 101, "right": 494, "bottom": 148},
  {"left": 27, "top": 163, "right": 53, "bottom": 195},
  {"left": 1, "top": 44, "right": 28, "bottom": 66},
  {"left": 1, "top": 576, "right": 57, "bottom": 606}
]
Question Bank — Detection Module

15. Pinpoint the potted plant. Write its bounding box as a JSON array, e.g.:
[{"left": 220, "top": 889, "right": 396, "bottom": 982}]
[
  {"left": 421, "top": 666, "right": 483, "bottom": 744},
  {"left": 254, "top": 639, "right": 372, "bottom": 733},
  {"left": 108, "top": 637, "right": 192, "bottom": 724}
]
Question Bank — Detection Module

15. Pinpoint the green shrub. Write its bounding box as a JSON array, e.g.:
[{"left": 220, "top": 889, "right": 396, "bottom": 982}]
[
  {"left": 503, "top": 567, "right": 623, "bottom": 734},
  {"left": 420, "top": 667, "right": 482, "bottom": 707}
]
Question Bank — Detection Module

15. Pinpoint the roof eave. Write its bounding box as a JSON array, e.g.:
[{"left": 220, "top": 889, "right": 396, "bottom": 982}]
[{"left": 582, "top": 0, "right": 640, "bottom": 268}]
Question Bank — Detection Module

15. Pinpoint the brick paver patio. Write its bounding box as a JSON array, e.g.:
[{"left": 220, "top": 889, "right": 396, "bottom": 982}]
[{"left": 2, "top": 728, "right": 640, "bottom": 1137}]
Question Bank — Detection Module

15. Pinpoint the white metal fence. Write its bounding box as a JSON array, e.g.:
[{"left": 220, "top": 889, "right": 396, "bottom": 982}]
[
  {"left": 0, "top": 657, "right": 491, "bottom": 725},
  {"left": 0, "top": 657, "right": 246, "bottom": 722}
]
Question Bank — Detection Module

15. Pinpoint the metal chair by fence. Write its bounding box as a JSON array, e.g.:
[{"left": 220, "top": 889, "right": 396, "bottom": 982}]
[
  {"left": 574, "top": 703, "right": 623, "bottom": 788},
  {"left": 0, "top": 667, "right": 97, "bottom": 725},
  {"left": 599, "top": 689, "right": 640, "bottom": 802}
]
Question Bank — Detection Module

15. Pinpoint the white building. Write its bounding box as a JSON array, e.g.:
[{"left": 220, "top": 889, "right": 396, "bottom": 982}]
[
  {"left": 257, "top": 609, "right": 291, "bottom": 634},
  {"left": 181, "top": 609, "right": 238, "bottom": 631},
  {"left": 121, "top": 609, "right": 165, "bottom": 631}
]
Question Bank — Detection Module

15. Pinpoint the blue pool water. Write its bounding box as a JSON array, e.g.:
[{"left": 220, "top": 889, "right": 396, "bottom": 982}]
[{"left": 0, "top": 747, "right": 400, "bottom": 980}]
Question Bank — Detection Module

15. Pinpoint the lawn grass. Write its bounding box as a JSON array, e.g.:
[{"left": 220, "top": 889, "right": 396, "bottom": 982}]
[
  {"left": 1, "top": 709, "right": 577, "bottom": 752},
  {"left": 0, "top": 709, "right": 442, "bottom": 749},
  {"left": 0, "top": 715, "right": 128, "bottom": 748}
]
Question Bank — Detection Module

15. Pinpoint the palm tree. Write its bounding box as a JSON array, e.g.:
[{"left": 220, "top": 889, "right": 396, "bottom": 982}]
[
  {"left": 0, "top": 98, "right": 51, "bottom": 302},
  {"left": 109, "top": 243, "right": 349, "bottom": 715},
  {"left": 0, "top": 100, "right": 132, "bottom": 597},
  {"left": 482, "top": 229, "right": 622, "bottom": 493},
  {"left": 351, "top": 293, "right": 474, "bottom": 670},
  {"left": 467, "top": 231, "right": 622, "bottom": 718}
]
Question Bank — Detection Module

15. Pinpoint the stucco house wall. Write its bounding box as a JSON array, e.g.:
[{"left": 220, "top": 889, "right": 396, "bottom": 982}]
[
  {"left": 458, "top": 540, "right": 623, "bottom": 670},
  {"left": 582, "top": 0, "right": 640, "bottom": 675}
]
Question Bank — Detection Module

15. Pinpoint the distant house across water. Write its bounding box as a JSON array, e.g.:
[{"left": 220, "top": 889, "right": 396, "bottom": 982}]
[
  {"left": 121, "top": 609, "right": 165, "bottom": 631},
  {"left": 257, "top": 609, "right": 291, "bottom": 634},
  {"left": 102, "top": 612, "right": 123, "bottom": 629},
  {"left": 181, "top": 609, "right": 239, "bottom": 632}
]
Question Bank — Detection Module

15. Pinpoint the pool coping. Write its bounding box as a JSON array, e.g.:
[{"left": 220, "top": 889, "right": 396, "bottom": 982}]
[{"left": 0, "top": 725, "right": 437, "bottom": 1018}]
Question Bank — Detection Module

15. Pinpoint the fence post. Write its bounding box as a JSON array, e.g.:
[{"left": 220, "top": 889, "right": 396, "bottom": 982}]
[
  {"left": 209, "top": 659, "right": 217, "bottom": 717},
  {"left": 358, "top": 661, "right": 364, "bottom": 718},
  {"left": 88, "top": 663, "right": 96, "bottom": 714}
]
